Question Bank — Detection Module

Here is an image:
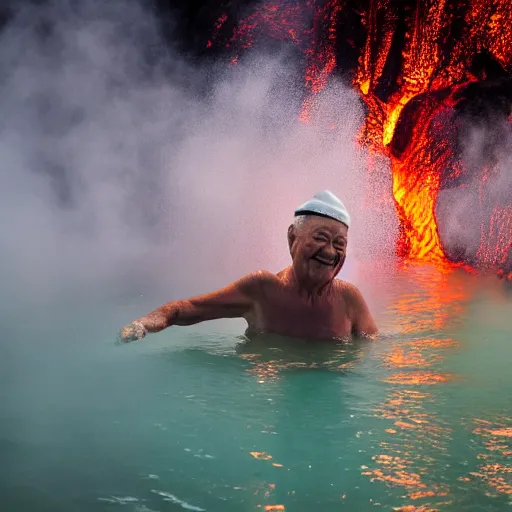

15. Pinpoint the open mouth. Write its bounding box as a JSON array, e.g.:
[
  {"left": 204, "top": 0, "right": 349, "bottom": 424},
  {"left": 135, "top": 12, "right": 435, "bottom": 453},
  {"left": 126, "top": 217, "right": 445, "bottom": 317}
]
[{"left": 312, "top": 255, "right": 338, "bottom": 267}]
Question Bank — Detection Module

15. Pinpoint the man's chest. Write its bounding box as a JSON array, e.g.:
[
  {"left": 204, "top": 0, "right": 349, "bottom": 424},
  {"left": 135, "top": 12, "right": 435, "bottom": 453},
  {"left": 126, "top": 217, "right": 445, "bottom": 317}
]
[{"left": 251, "top": 294, "right": 352, "bottom": 338}]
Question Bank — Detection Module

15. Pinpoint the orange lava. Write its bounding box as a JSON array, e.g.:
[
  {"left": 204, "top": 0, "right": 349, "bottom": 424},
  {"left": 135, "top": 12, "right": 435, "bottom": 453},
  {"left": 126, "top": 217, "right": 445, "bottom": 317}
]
[
  {"left": 209, "top": 1, "right": 512, "bottom": 267},
  {"left": 355, "top": 0, "right": 512, "bottom": 264}
]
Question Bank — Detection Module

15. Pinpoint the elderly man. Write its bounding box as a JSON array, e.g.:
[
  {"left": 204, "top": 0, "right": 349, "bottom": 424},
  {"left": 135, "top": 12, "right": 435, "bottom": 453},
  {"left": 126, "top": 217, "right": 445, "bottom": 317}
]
[{"left": 120, "top": 190, "right": 377, "bottom": 342}]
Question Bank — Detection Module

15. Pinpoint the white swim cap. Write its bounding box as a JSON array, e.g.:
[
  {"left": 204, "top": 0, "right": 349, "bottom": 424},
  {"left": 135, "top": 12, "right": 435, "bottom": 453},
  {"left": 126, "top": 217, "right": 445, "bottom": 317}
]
[{"left": 294, "top": 190, "right": 350, "bottom": 227}]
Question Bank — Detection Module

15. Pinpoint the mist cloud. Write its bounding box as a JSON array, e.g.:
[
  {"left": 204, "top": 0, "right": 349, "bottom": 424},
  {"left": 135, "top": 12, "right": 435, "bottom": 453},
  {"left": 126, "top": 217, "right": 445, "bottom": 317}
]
[
  {"left": 0, "top": 0, "right": 398, "bottom": 315},
  {"left": 437, "top": 119, "right": 512, "bottom": 268}
]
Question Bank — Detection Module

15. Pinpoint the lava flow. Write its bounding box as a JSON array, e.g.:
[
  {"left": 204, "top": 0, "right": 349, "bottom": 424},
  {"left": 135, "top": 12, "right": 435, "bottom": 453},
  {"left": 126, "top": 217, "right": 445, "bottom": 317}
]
[{"left": 208, "top": 0, "right": 512, "bottom": 272}]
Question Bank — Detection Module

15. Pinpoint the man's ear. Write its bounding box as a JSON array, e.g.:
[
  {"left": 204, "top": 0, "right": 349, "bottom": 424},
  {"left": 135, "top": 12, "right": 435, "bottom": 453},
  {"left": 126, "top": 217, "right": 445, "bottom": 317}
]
[{"left": 287, "top": 224, "right": 296, "bottom": 252}]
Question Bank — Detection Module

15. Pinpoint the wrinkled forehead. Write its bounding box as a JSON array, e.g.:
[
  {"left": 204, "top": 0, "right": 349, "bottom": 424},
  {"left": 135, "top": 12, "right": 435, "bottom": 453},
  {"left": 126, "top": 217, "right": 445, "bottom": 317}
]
[{"left": 301, "top": 215, "right": 348, "bottom": 238}]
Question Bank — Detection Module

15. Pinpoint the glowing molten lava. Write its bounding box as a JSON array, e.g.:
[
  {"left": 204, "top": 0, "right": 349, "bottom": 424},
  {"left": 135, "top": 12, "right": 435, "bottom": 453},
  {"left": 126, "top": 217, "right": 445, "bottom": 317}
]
[
  {"left": 209, "top": 0, "right": 512, "bottom": 268},
  {"left": 354, "top": 0, "right": 512, "bottom": 264}
]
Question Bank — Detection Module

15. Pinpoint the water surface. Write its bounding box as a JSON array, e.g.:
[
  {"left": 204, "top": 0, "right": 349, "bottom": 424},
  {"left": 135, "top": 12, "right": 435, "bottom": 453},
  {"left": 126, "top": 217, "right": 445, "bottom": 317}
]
[{"left": 1, "top": 265, "right": 511, "bottom": 511}]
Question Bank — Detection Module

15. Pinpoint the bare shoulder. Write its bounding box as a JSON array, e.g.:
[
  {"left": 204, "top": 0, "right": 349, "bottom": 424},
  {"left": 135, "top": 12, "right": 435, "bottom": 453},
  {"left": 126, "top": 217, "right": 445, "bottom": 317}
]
[
  {"left": 334, "top": 279, "right": 362, "bottom": 296},
  {"left": 236, "top": 270, "right": 279, "bottom": 294},
  {"left": 334, "top": 279, "right": 378, "bottom": 336},
  {"left": 333, "top": 279, "right": 367, "bottom": 306},
  {"left": 253, "top": 269, "right": 279, "bottom": 281}
]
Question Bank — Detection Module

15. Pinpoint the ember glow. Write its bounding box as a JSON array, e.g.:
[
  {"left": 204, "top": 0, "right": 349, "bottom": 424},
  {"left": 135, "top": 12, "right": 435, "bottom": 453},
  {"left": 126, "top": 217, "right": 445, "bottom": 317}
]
[{"left": 209, "top": 0, "right": 512, "bottom": 272}]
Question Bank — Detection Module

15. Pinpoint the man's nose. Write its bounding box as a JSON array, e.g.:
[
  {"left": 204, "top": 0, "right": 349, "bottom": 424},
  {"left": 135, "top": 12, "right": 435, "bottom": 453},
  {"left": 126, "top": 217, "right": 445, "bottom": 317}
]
[{"left": 323, "top": 242, "right": 337, "bottom": 256}]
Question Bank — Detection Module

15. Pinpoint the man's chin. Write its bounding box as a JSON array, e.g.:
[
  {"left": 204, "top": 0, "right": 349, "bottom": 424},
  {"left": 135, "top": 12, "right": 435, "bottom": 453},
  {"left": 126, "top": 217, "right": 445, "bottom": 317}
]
[
  {"left": 308, "top": 265, "right": 337, "bottom": 282},
  {"left": 294, "top": 261, "right": 342, "bottom": 286}
]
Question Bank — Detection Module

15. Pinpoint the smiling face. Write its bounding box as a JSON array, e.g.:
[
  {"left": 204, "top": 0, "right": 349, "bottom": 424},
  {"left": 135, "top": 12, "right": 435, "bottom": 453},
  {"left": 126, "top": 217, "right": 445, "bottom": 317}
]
[{"left": 287, "top": 215, "right": 348, "bottom": 290}]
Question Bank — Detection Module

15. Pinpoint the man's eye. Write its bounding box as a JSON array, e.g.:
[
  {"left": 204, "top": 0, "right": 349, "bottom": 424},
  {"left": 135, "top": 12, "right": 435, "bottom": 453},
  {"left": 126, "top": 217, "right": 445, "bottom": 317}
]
[{"left": 314, "top": 236, "right": 327, "bottom": 242}]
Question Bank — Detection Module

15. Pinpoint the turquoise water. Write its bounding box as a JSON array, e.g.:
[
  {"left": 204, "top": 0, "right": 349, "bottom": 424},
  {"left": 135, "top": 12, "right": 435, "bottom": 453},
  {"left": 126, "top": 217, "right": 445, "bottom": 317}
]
[{"left": 1, "top": 265, "right": 511, "bottom": 511}]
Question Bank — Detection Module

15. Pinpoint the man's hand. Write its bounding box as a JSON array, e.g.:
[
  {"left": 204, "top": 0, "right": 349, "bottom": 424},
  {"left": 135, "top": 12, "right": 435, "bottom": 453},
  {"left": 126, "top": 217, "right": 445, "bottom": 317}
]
[{"left": 119, "top": 321, "right": 147, "bottom": 342}]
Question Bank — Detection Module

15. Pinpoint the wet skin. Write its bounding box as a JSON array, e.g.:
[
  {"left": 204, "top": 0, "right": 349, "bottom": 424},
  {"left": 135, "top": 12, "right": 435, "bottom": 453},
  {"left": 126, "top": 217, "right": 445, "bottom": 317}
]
[{"left": 121, "top": 216, "right": 377, "bottom": 342}]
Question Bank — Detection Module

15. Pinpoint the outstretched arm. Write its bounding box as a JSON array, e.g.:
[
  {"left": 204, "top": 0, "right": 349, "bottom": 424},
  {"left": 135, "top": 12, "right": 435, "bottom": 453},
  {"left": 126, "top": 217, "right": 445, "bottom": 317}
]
[{"left": 119, "top": 272, "right": 264, "bottom": 342}]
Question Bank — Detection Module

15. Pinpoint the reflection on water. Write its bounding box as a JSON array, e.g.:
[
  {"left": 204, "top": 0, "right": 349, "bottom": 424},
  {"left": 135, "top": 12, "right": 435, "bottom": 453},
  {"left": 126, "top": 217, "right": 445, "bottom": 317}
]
[
  {"left": 381, "top": 263, "right": 474, "bottom": 335},
  {"left": 219, "top": 264, "right": 510, "bottom": 511},
  {"left": 235, "top": 334, "right": 369, "bottom": 383},
  {"left": 466, "top": 416, "right": 512, "bottom": 496},
  {"left": 365, "top": 382, "right": 453, "bottom": 504},
  {"left": 230, "top": 333, "right": 375, "bottom": 511},
  {"left": 2, "top": 264, "right": 512, "bottom": 512},
  {"left": 362, "top": 265, "right": 475, "bottom": 510},
  {"left": 357, "top": 264, "right": 512, "bottom": 510},
  {"left": 383, "top": 371, "right": 452, "bottom": 386}
]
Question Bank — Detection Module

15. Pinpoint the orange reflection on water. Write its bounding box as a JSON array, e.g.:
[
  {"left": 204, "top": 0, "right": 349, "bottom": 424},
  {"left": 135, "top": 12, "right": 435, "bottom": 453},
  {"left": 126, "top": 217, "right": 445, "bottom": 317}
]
[
  {"left": 383, "top": 372, "right": 452, "bottom": 386},
  {"left": 375, "top": 389, "right": 429, "bottom": 421},
  {"left": 406, "top": 338, "right": 459, "bottom": 350},
  {"left": 474, "top": 464, "right": 512, "bottom": 495},
  {"left": 240, "top": 343, "right": 363, "bottom": 383},
  {"left": 366, "top": 271, "right": 461, "bottom": 508},
  {"left": 250, "top": 451, "right": 273, "bottom": 460},
  {"left": 366, "top": 382, "right": 452, "bottom": 501},
  {"left": 389, "top": 265, "right": 473, "bottom": 334},
  {"left": 466, "top": 416, "right": 512, "bottom": 496},
  {"left": 246, "top": 360, "right": 281, "bottom": 383},
  {"left": 408, "top": 491, "right": 447, "bottom": 500},
  {"left": 363, "top": 461, "right": 424, "bottom": 489},
  {"left": 253, "top": 482, "right": 285, "bottom": 511},
  {"left": 394, "top": 507, "right": 440, "bottom": 512},
  {"left": 383, "top": 348, "right": 443, "bottom": 369}
]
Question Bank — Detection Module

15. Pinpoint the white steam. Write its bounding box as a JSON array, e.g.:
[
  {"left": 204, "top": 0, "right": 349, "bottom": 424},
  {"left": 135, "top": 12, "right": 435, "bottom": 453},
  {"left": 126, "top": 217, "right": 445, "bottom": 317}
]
[
  {"left": 436, "top": 121, "right": 512, "bottom": 267},
  {"left": 0, "top": 0, "right": 398, "bottom": 316}
]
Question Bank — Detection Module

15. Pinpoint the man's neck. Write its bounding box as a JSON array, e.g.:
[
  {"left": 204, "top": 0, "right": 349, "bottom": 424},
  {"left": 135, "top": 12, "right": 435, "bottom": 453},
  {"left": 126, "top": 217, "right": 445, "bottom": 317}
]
[{"left": 286, "top": 267, "right": 333, "bottom": 301}]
